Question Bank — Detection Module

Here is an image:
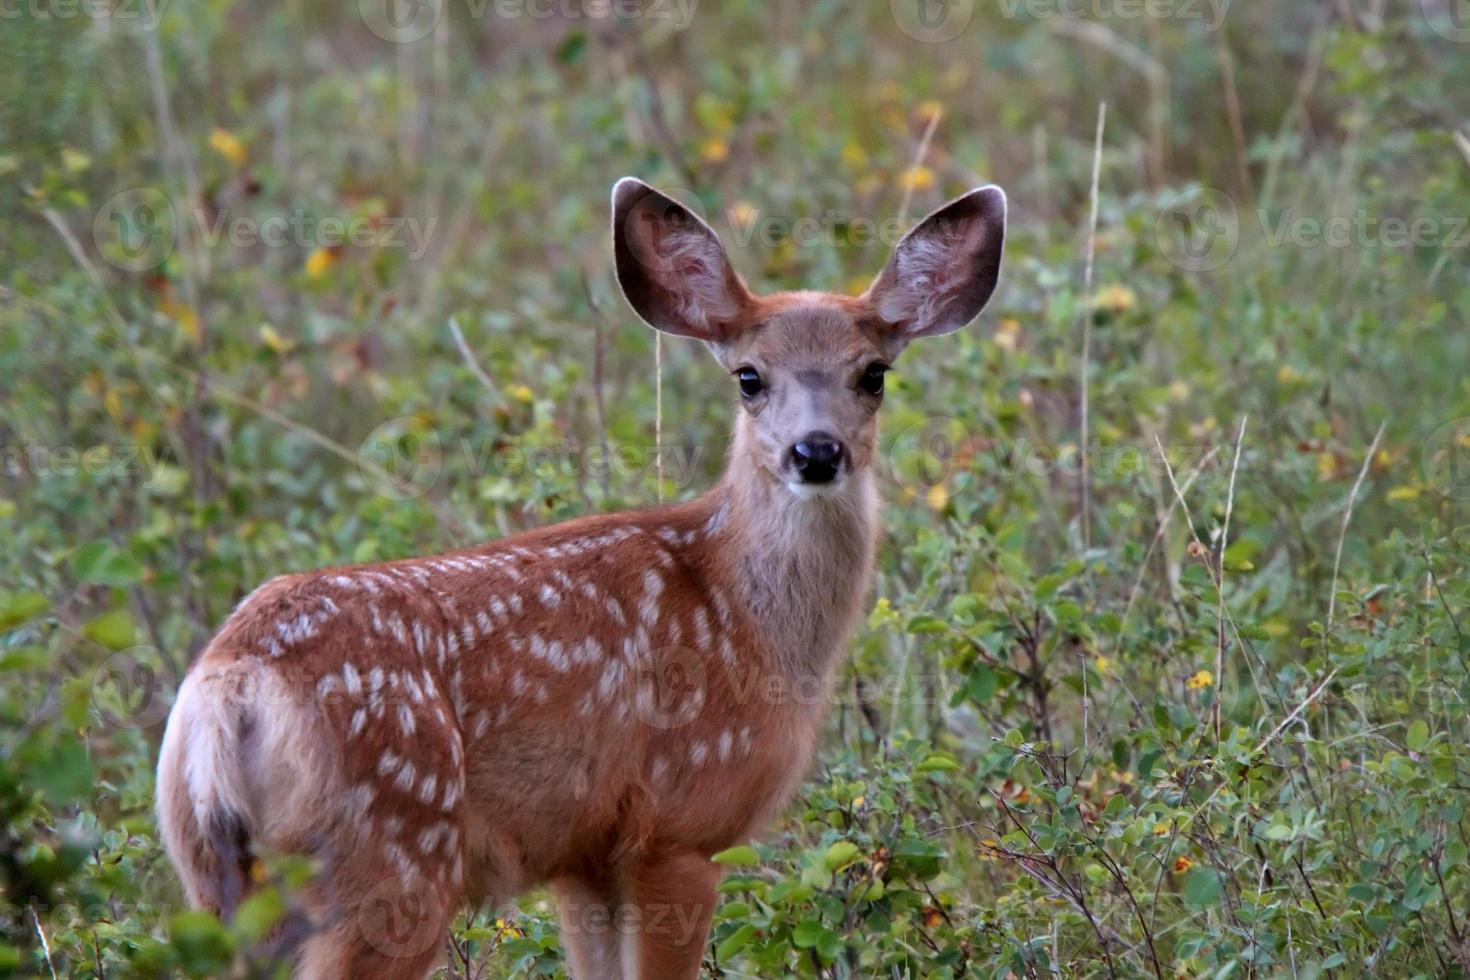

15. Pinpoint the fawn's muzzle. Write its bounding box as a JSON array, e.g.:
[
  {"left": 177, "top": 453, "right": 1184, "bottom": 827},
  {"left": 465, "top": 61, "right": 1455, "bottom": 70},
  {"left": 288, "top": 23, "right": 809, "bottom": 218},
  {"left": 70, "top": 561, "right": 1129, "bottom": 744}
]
[{"left": 790, "top": 434, "right": 845, "bottom": 484}]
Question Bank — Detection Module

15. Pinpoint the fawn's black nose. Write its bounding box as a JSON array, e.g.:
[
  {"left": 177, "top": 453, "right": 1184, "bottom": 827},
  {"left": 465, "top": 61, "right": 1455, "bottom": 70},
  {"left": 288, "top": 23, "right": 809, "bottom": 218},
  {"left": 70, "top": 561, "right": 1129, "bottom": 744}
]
[{"left": 790, "top": 434, "right": 845, "bottom": 484}]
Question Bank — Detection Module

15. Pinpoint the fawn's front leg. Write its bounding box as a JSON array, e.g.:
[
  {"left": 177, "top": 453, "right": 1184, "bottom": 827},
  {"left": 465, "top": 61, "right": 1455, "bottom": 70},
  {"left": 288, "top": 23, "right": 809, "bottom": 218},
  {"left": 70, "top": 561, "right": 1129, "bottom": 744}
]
[
  {"left": 621, "top": 851, "right": 720, "bottom": 980},
  {"left": 553, "top": 871, "right": 626, "bottom": 979}
]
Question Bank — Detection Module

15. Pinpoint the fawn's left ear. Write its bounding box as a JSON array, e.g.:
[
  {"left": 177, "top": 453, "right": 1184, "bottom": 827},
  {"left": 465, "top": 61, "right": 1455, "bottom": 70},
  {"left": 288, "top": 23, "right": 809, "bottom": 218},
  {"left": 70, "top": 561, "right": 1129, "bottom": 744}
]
[
  {"left": 863, "top": 185, "right": 1006, "bottom": 346},
  {"left": 611, "top": 177, "right": 755, "bottom": 344}
]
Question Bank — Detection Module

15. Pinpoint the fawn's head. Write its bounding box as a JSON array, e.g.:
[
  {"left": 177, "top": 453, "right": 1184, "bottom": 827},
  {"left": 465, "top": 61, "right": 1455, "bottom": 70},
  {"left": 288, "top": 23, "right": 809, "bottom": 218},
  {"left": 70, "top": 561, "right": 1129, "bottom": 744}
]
[{"left": 612, "top": 178, "right": 1005, "bottom": 498}]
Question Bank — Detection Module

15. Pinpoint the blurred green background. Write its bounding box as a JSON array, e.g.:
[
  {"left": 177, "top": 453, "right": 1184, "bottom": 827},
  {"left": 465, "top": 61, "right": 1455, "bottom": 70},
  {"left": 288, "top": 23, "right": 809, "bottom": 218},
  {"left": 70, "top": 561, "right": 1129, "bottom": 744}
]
[{"left": 3, "top": 0, "right": 1470, "bottom": 975}]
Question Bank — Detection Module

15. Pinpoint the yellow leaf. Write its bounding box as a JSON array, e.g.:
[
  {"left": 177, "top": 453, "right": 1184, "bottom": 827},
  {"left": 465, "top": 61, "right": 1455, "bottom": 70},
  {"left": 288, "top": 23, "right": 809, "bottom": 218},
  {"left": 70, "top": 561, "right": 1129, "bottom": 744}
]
[
  {"left": 103, "top": 388, "right": 124, "bottom": 422},
  {"left": 258, "top": 324, "right": 294, "bottom": 355},
  {"left": 896, "top": 166, "right": 935, "bottom": 193},
  {"left": 159, "top": 298, "right": 201, "bottom": 345},
  {"left": 1091, "top": 283, "right": 1136, "bottom": 313},
  {"left": 208, "top": 128, "right": 247, "bottom": 167},
  {"left": 304, "top": 247, "right": 335, "bottom": 280},
  {"left": 61, "top": 147, "right": 91, "bottom": 173},
  {"left": 1386, "top": 485, "right": 1421, "bottom": 502},
  {"left": 1277, "top": 364, "right": 1303, "bottom": 383}
]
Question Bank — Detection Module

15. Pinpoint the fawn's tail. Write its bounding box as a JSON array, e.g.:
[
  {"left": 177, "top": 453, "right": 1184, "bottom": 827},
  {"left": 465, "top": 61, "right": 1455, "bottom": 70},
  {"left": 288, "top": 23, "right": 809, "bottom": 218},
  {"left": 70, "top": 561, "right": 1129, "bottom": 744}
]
[{"left": 156, "top": 664, "right": 256, "bottom": 920}]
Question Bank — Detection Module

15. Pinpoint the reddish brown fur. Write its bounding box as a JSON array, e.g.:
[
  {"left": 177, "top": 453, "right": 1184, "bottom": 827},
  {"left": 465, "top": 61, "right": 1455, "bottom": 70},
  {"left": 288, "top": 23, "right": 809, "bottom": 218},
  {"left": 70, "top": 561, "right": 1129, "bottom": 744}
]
[{"left": 157, "top": 178, "right": 1005, "bottom": 978}]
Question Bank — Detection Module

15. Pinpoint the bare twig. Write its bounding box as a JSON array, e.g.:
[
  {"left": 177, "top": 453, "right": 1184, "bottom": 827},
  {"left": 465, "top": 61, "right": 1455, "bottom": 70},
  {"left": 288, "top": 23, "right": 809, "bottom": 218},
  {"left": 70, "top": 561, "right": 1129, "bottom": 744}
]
[
  {"left": 654, "top": 331, "right": 664, "bottom": 503},
  {"left": 1215, "top": 416, "right": 1247, "bottom": 739},
  {"left": 1079, "top": 102, "right": 1107, "bottom": 550},
  {"left": 1455, "top": 131, "right": 1470, "bottom": 172},
  {"left": 897, "top": 106, "right": 942, "bottom": 224},
  {"left": 1251, "top": 667, "right": 1339, "bottom": 758},
  {"left": 1326, "top": 423, "right": 1385, "bottom": 639},
  {"left": 447, "top": 316, "right": 498, "bottom": 399},
  {"left": 31, "top": 907, "right": 58, "bottom": 980}
]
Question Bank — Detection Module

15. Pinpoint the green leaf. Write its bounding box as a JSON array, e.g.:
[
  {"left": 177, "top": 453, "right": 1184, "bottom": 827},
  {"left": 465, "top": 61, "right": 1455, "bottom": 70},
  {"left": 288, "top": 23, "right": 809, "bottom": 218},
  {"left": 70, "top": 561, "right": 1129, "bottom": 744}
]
[
  {"left": 232, "top": 888, "right": 285, "bottom": 943},
  {"left": 711, "top": 845, "right": 760, "bottom": 866},
  {"left": 72, "top": 541, "right": 144, "bottom": 587},
  {"left": 0, "top": 591, "right": 49, "bottom": 628},
  {"left": 716, "top": 924, "right": 757, "bottom": 961},
  {"left": 1406, "top": 719, "right": 1429, "bottom": 752},
  {"left": 1183, "top": 867, "right": 1223, "bottom": 909},
  {"left": 792, "top": 919, "right": 826, "bottom": 948},
  {"left": 824, "top": 840, "right": 861, "bottom": 872},
  {"left": 915, "top": 753, "right": 961, "bottom": 773},
  {"left": 83, "top": 609, "right": 135, "bottom": 650}
]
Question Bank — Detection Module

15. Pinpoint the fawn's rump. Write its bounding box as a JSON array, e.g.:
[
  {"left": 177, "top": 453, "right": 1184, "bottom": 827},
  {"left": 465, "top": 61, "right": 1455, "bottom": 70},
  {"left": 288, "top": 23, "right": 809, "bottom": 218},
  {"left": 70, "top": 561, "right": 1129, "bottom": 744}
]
[{"left": 156, "top": 657, "right": 353, "bottom": 919}]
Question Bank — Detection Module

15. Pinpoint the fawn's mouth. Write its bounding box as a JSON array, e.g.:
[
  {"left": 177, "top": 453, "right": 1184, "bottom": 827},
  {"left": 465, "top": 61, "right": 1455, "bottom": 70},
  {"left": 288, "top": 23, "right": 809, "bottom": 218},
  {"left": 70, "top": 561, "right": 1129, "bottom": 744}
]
[{"left": 784, "top": 474, "right": 847, "bottom": 499}]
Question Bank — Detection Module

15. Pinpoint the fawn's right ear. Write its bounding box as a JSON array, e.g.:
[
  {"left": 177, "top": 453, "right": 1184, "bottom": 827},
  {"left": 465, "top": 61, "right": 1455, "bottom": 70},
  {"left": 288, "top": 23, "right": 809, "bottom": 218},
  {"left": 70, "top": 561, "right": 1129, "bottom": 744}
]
[{"left": 611, "top": 178, "right": 755, "bottom": 344}]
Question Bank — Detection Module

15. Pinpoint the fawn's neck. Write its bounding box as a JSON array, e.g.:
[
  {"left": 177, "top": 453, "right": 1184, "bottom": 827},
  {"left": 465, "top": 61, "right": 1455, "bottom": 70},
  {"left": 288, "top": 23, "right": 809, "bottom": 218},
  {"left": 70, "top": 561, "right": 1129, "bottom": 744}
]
[{"left": 707, "top": 438, "right": 880, "bottom": 682}]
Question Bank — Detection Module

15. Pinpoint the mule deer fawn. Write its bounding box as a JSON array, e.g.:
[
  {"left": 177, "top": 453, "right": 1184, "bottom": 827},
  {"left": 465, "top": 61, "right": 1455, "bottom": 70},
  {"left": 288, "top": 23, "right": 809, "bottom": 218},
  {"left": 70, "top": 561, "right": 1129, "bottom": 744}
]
[{"left": 157, "top": 177, "right": 1006, "bottom": 978}]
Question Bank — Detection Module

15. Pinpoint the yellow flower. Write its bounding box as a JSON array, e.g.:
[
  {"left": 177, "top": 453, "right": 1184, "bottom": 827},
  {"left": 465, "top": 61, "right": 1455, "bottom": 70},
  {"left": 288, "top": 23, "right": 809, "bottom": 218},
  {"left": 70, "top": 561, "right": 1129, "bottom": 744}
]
[
  {"left": 1173, "top": 856, "right": 1193, "bottom": 874},
  {"left": 701, "top": 138, "right": 729, "bottom": 164},
  {"left": 506, "top": 383, "right": 534, "bottom": 403},
  {"left": 304, "top": 247, "right": 336, "bottom": 280},
  {"left": 208, "top": 128, "right": 247, "bottom": 167},
  {"left": 841, "top": 141, "right": 868, "bottom": 170},
  {"left": 1186, "top": 670, "right": 1214, "bottom": 690},
  {"left": 897, "top": 166, "right": 935, "bottom": 193},
  {"left": 1094, "top": 656, "right": 1111, "bottom": 674},
  {"left": 1153, "top": 822, "right": 1170, "bottom": 836},
  {"left": 1277, "top": 364, "right": 1303, "bottom": 383},
  {"left": 925, "top": 483, "right": 950, "bottom": 510},
  {"left": 494, "top": 917, "right": 523, "bottom": 939},
  {"left": 728, "top": 201, "right": 757, "bottom": 230},
  {"left": 915, "top": 100, "right": 944, "bottom": 125},
  {"left": 1386, "top": 485, "right": 1421, "bottom": 502},
  {"left": 1167, "top": 381, "right": 1190, "bottom": 401},
  {"left": 851, "top": 795, "right": 866, "bottom": 808},
  {"left": 1091, "top": 284, "right": 1136, "bottom": 313}
]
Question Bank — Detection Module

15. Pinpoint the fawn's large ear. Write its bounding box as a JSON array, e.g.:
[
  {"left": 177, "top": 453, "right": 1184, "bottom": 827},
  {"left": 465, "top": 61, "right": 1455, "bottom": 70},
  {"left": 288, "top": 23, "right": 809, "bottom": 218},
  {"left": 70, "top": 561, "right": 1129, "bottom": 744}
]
[
  {"left": 611, "top": 178, "right": 755, "bottom": 343},
  {"left": 863, "top": 185, "right": 1006, "bottom": 346}
]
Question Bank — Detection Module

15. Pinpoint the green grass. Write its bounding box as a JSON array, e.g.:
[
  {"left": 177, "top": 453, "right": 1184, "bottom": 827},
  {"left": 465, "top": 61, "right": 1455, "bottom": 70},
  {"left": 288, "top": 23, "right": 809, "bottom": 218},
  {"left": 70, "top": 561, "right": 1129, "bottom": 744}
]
[{"left": 3, "top": 1, "right": 1470, "bottom": 976}]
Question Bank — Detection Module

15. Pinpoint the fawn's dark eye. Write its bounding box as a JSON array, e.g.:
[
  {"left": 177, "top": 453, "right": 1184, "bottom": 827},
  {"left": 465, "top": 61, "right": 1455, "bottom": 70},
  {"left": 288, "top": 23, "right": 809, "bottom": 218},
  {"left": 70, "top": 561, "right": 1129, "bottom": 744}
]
[
  {"left": 858, "top": 363, "right": 889, "bottom": 397},
  {"left": 736, "top": 367, "right": 764, "bottom": 398}
]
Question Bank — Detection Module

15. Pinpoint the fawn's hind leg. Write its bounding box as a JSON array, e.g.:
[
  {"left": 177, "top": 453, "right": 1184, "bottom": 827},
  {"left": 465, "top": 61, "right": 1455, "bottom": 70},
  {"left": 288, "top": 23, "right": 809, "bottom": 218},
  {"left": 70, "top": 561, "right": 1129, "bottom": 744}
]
[
  {"left": 294, "top": 864, "right": 459, "bottom": 980},
  {"left": 621, "top": 851, "right": 719, "bottom": 980},
  {"left": 553, "top": 870, "right": 626, "bottom": 979}
]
